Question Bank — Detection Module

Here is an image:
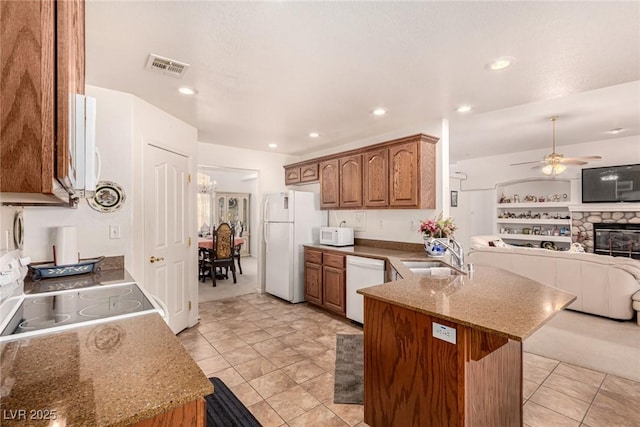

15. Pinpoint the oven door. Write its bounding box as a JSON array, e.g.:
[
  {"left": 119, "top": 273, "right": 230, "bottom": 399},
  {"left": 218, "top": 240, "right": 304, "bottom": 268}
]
[{"left": 0, "top": 282, "right": 163, "bottom": 343}]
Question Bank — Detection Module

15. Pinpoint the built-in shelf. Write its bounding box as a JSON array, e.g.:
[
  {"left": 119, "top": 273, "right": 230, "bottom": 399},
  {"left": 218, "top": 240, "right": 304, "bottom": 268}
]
[
  {"left": 496, "top": 219, "right": 571, "bottom": 225},
  {"left": 496, "top": 202, "right": 572, "bottom": 209},
  {"left": 499, "top": 234, "right": 572, "bottom": 243}
]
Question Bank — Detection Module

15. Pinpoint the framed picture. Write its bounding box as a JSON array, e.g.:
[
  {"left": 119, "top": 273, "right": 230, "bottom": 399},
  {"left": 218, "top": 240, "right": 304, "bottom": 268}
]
[
  {"left": 450, "top": 191, "right": 458, "bottom": 207},
  {"left": 532, "top": 225, "right": 541, "bottom": 235}
]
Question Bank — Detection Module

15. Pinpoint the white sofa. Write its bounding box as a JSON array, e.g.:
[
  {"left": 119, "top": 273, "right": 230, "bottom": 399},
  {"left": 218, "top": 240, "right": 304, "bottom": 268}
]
[{"left": 468, "top": 235, "right": 640, "bottom": 323}]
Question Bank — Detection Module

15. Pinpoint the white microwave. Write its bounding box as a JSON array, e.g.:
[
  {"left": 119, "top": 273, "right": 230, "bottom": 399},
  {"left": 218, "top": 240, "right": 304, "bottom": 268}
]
[{"left": 319, "top": 227, "right": 354, "bottom": 247}]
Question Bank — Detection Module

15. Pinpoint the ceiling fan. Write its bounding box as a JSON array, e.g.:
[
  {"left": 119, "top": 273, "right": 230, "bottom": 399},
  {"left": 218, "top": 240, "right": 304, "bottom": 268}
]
[{"left": 510, "top": 116, "right": 602, "bottom": 175}]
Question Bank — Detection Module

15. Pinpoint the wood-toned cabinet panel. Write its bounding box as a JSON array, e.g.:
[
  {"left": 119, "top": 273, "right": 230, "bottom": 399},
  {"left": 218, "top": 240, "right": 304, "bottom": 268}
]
[
  {"left": 323, "top": 265, "right": 346, "bottom": 315},
  {"left": 389, "top": 141, "right": 419, "bottom": 207},
  {"left": 363, "top": 148, "right": 389, "bottom": 207},
  {"left": 285, "top": 166, "right": 301, "bottom": 185},
  {"left": 133, "top": 398, "right": 205, "bottom": 427},
  {"left": 304, "top": 261, "right": 323, "bottom": 306},
  {"left": 304, "top": 248, "right": 323, "bottom": 264},
  {"left": 300, "top": 163, "right": 319, "bottom": 182},
  {"left": 0, "top": 0, "right": 55, "bottom": 193},
  {"left": 320, "top": 159, "right": 340, "bottom": 209},
  {"left": 323, "top": 253, "right": 345, "bottom": 269},
  {"left": 339, "top": 154, "right": 363, "bottom": 208}
]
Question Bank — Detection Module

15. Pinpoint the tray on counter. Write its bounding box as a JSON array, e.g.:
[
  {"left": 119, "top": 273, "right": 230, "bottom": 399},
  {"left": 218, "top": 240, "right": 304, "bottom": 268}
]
[{"left": 29, "top": 256, "right": 105, "bottom": 280}]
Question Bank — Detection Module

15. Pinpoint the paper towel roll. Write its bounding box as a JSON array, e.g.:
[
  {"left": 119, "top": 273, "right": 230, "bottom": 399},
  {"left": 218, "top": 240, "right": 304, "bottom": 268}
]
[{"left": 54, "top": 226, "right": 79, "bottom": 266}]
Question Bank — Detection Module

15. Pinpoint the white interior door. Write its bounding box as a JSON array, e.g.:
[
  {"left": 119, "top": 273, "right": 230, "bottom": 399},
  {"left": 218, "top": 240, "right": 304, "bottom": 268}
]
[{"left": 145, "top": 145, "right": 190, "bottom": 334}]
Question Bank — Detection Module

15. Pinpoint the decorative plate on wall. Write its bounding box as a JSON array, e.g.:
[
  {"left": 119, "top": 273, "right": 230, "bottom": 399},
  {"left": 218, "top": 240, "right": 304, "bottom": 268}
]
[{"left": 88, "top": 181, "right": 126, "bottom": 213}]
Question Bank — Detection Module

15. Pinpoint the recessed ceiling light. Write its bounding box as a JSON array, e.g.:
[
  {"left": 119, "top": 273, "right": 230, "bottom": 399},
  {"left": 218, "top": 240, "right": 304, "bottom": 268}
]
[
  {"left": 268, "top": 143, "right": 277, "bottom": 149},
  {"left": 607, "top": 128, "right": 624, "bottom": 134},
  {"left": 178, "top": 87, "right": 197, "bottom": 95},
  {"left": 309, "top": 132, "right": 320, "bottom": 138},
  {"left": 456, "top": 105, "right": 472, "bottom": 113},
  {"left": 372, "top": 108, "right": 387, "bottom": 116},
  {"left": 486, "top": 56, "right": 516, "bottom": 71}
]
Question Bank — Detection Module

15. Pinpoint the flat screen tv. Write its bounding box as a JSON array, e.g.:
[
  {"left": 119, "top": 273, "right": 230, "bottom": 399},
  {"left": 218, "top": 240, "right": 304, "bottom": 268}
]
[{"left": 582, "top": 164, "right": 640, "bottom": 203}]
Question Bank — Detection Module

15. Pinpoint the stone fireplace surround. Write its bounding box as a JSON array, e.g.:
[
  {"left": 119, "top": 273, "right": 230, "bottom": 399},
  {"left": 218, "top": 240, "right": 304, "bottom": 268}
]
[{"left": 572, "top": 210, "right": 640, "bottom": 253}]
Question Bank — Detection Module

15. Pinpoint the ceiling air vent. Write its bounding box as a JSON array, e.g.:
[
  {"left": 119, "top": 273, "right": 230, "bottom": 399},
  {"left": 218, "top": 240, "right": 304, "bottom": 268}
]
[{"left": 145, "top": 53, "right": 190, "bottom": 78}]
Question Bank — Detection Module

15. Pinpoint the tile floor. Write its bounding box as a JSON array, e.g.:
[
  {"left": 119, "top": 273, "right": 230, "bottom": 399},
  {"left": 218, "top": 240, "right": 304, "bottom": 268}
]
[{"left": 177, "top": 293, "right": 640, "bottom": 427}]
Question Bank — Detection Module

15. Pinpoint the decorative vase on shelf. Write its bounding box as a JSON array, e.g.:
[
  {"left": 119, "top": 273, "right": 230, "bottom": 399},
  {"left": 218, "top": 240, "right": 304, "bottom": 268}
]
[{"left": 424, "top": 237, "right": 449, "bottom": 257}]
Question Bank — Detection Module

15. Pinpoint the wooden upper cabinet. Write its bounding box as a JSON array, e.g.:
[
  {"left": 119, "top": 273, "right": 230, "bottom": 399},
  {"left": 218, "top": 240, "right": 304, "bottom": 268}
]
[
  {"left": 285, "top": 166, "right": 301, "bottom": 185},
  {"left": 339, "top": 154, "right": 362, "bottom": 208},
  {"left": 320, "top": 159, "right": 340, "bottom": 209},
  {"left": 300, "top": 163, "right": 319, "bottom": 182},
  {"left": 0, "top": 0, "right": 56, "bottom": 193},
  {"left": 0, "top": 0, "right": 85, "bottom": 199},
  {"left": 363, "top": 148, "right": 389, "bottom": 207},
  {"left": 389, "top": 141, "right": 419, "bottom": 207}
]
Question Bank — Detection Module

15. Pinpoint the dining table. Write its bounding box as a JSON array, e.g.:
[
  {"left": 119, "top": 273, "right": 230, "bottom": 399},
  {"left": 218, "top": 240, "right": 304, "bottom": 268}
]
[{"left": 198, "top": 237, "right": 245, "bottom": 250}]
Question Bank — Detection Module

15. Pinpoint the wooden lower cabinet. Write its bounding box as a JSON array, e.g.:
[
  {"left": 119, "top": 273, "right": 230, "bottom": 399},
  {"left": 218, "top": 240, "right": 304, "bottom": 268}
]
[
  {"left": 363, "top": 297, "right": 522, "bottom": 427},
  {"left": 304, "top": 248, "right": 346, "bottom": 316},
  {"left": 133, "top": 397, "right": 205, "bottom": 427}
]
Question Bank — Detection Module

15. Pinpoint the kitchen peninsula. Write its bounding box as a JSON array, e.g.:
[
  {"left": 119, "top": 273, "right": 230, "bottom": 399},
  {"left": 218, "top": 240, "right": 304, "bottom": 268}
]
[
  {"left": 358, "top": 263, "right": 576, "bottom": 427},
  {"left": 0, "top": 314, "right": 212, "bottom": 426}
]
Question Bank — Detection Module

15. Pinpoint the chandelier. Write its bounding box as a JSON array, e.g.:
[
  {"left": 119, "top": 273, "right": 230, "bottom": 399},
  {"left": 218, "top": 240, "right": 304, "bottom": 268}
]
[{"left": 198, "top": 176, "right": 216, "bottom": 193}]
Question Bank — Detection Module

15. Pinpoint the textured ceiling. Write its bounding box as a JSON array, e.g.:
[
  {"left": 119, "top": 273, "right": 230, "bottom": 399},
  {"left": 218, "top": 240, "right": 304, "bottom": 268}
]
[{"left": 85, "top": 1, "right": 640, "bottom": 161}]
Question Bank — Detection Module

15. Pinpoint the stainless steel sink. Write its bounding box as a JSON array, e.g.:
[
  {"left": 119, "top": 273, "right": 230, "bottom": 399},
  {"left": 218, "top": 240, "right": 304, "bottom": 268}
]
[{"left": 401, "top": 260, "right": 459, "bottom": 277}]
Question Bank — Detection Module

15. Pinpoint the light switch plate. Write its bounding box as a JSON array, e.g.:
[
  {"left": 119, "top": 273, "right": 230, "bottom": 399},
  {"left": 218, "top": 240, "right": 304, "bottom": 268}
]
[{"left": 432, "top": 322, "right": 456, "bottom": 345}]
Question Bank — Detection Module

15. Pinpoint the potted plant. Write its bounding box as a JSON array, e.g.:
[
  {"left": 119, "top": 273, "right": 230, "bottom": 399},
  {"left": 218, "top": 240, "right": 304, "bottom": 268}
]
[{"left": 419, "top": 213, "right": 457, "bottom": 257}]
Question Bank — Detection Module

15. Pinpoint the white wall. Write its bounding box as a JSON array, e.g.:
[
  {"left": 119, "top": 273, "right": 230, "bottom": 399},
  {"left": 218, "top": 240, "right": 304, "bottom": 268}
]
[
  {"left": 450, "top": 135, "right": 640, "bottom": 252},
  {"left": 23, "top": 86, "right": 134, "bottom": 264},
  {"left": 293, "top": 120, "right": 448, "bottom": 245}
]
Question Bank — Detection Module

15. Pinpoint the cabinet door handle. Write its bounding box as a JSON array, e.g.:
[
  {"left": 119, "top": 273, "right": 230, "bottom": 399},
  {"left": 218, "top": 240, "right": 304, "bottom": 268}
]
[{"left": 150, "top": 256, "right": 165, "bottom": 263}]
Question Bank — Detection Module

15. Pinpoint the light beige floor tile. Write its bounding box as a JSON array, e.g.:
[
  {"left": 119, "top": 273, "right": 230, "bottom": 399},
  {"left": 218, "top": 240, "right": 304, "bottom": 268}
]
[
  {"left": 600, "top": 374, "right": 640, "bottom": 400},
  {"left": 232, "top": 324, "right": 263, "bottom": 336},
  {"left": 179, "top": 334, "right": 211, "bottom": 351},
  {"left": 292, "top": 340, "right": 329, "bottom": 358},
  {"left": 240, "top": 330, "right": 275, "bottom": 345},
  {"left": 195, "top": 321, "right": 229, "bottom": 334},
  {"left": 253, "top": 337, "right": 290, "bottom": 356},
  {"left": 248, "top": 400, "right": 286, "bottom": 427},
  {"left": 201, "top": 329, "right": 237, "bottom": 344},
  {"left": 524, "top": 352, "right": 561, "bottom": 372},
  {"left": 324, "top": 402, "right": 365, "bottom": 426},
  {"left": 278, "top": 332, "right": 315, "bottom": 347},
  {"left": 543, "top": 372, "right": 599, "bottom": 403},
  {"left": 249, "top": 370, "right": 299, "bottom": 399},
  {"left": 311, "top": 349, "right": 337, "bottom": 372},
  {"left": 281, "top": 360, "right": 327, "bottom": 384},
  {"left": 554, "top": 363, "right": 606, "bottom": 388},
  {"left": 523, "top": 379, "right": 540, "bottom": 401},
  {"left": 300, "top": 372, "right": 335, "bottom": 403},
  {"left": 315, "top": 335, "right": 338, "bottom": 350},
  {"left": 197, "top": 354, "right": 231, "bottom": 376},
  {"left": 288, "top": 404, "right": 349, "bottom": 427},
  {"left": 583, "top": 402, "right": 640, "bottom": 427},
  {"left": 222, "top": 345, "right": 262, "bottom": 366},
  {"left": 267, "top": 348, "right": 306, "bottom": 368},
  {"left": 186, "top": 342, "right": 220, "bottom": 362},
  {"left": 244, "top": 311, "right": 274, "bottom": 322},
  {"left": 229, "top": 381, "right": 264, "bottom": 407},
  {"left": 267, "top": 385, "right": 322, "bottom": 421},
  {"left": 212, "top": 336, "right": 251, "bottom": 354},
  {"left": 529, "top": 385, "right": 590, "bottom": 422},
  {"left": 523, "top": 401, "right": 580, "bottom": 427},
  {"left": 587, "top": 389, "right": 640, "bottom": 426},
  {"left": 235, "top": 356, "right": 279, "bottom": 382},
  {"left": 211, "top": 366, "right": 246, "bottom": 387},
  {"left": 524, "top": 363, "right": 555, "bottom": 385},
  {"left": 255, "top": 318, "right": 286, "bottom": 329}
]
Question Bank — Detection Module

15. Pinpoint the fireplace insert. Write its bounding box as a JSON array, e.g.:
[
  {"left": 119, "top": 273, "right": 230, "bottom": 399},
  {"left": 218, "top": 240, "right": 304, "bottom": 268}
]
[{"left": 593, "top": 223, "right": 640, "bottom": 259}]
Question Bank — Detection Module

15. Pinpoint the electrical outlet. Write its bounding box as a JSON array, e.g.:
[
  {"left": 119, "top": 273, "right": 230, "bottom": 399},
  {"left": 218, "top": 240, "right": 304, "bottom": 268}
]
[
  {"left": 432, "top": 322, "right": 456, "bottom": 345},
  {"left": 109, "top": 225, "right": 121, "bottom": 239},
  {"left": 410, "top": 220, "right": 416, "bottom": 231},
  {"left": 379, "top": 220, "right": 383, "bottom": 229}
]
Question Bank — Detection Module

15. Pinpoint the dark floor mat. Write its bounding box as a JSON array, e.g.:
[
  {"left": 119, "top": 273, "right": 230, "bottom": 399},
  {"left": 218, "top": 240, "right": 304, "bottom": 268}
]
[{"left": 206, "top": 377, "right": 262, "bottom": 427}]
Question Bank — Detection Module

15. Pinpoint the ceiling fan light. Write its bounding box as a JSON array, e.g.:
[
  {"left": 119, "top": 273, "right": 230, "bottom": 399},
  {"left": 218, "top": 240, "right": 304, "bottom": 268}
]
[
  {"left": 542, "top": 164, "right": 554, "bottom": 175},
  {"left": 555, "top": 164, "right": 567, "bottom": 174}
]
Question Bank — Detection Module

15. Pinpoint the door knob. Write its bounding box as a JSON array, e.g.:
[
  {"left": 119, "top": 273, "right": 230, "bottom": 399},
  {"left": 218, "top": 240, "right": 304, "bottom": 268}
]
[{"left": 150, "top": 256, "right": 165, "bottom": 263}]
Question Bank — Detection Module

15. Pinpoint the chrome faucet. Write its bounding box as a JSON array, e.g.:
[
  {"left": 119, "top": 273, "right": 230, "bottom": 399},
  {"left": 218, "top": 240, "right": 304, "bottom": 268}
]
[{"left": 439, "top": 239, "right": 465, "bottom": 270}]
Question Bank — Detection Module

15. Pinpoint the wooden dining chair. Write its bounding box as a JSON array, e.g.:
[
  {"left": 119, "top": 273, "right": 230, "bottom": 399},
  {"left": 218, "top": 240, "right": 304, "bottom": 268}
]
[
  {"left": 232, "top": 222, "right": 244, "bottom": 275},
  {"left": 210, "top": 222, "right": 236, "bottom": 287}
]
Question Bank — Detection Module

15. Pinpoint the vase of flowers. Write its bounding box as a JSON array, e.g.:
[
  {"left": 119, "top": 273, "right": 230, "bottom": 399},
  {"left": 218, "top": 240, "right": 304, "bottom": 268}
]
[{"left": 419, "top": 213, "right": 457, "bottom": 257}]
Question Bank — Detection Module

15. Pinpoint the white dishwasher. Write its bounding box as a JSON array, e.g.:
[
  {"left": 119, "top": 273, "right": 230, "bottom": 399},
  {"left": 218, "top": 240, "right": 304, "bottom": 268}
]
[{"left": 346, "top": 255, "right": 386, "bottom": 324}]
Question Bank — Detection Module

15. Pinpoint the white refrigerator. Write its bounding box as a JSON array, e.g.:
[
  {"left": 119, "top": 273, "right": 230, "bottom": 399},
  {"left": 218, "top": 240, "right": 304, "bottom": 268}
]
[{"left": 264, "top": 191, "right": 327, "bottom": 302}]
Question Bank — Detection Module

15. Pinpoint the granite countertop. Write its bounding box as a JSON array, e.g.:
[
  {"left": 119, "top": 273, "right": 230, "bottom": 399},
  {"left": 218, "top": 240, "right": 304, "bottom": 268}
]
[
  {"left": 305, "top": 243, "right": 576, "bottom": 341},
  {"left": 0, "top": 314, "right": 213, "bottom": 426}
]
